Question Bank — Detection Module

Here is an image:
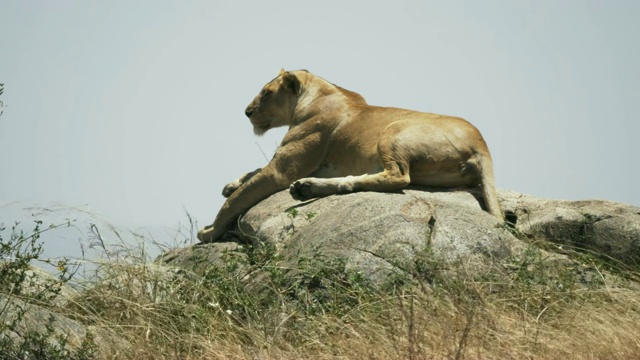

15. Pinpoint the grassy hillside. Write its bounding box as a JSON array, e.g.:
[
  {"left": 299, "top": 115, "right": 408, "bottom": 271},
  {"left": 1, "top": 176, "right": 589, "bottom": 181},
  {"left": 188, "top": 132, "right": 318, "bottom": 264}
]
[{"left": 2, "top": 219, "right": 640, "bottom": 359}]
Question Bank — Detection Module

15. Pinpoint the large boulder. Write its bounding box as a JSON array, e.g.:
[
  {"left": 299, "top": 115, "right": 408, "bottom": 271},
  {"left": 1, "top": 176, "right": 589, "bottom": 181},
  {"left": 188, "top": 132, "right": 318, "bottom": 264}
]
[
  {"left": 164, "top": 187, "right": 640, "bottom": 283},
  {"left": 233, "top": 188, "right": 521, "bottom": 284}
]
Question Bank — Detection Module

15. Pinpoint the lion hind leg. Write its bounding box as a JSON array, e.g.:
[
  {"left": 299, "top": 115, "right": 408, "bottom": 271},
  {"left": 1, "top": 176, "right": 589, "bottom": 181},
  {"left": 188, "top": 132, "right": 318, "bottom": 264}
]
[
  {"left": 290, "top": 154, "right": 411, "bottom": 201},
  {"left": 290, "top": 132, "right": 413, "bottom": 200}
]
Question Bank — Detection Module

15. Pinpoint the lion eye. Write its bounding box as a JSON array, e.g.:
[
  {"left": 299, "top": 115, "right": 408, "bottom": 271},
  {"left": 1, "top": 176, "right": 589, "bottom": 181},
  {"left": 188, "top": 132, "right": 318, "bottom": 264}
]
[{"left": 262, "top": 90, "right": 272, "bottom": 100}]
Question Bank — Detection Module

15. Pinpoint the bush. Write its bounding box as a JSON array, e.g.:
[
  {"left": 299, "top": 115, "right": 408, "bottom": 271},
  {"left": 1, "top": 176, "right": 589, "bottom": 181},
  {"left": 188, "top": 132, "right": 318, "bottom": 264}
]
[{"left": 0, "top": 220, "right": 96, "bottom": 360}]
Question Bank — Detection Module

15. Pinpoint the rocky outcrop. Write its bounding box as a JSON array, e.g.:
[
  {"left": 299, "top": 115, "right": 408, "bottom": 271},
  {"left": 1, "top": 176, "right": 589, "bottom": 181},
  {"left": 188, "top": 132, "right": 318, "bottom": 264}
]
[
  {"left": 232, "top": 188, "right": 521, "bottom": 284},
  {"left": 500, "top": 190, "right": 640, "bottom": 266},
  {"left": 163, "top": 188, "right": 640, "bottom": 282}
]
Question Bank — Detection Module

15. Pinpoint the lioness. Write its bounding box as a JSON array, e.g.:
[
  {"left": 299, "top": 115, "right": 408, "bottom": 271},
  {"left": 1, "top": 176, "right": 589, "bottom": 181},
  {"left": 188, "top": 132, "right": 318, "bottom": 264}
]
[{"left": 198, "top": 69, "right": 503, "bottom": 242}]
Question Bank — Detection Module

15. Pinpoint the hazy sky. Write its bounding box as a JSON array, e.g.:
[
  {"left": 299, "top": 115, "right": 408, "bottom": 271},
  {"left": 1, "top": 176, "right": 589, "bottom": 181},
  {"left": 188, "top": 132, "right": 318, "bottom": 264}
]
[{"left": 1, "top": 1, "right": 639, "bottom": 255}]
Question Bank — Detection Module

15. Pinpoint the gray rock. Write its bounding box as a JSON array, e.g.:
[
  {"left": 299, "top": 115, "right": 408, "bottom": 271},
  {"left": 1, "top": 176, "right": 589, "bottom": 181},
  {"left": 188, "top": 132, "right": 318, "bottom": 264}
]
[
  {"left": 499, "top": 190, "right": 640, "bottom": 266},
  {"left": 158, "top": 241, "right": 245, "bottom": 276},
  {"left": 16, "top": 266, "right": 79, "bottom": 307},
  {"left": 164, "top": 187, "right": 640, "bottom": 286},
  {"left": 0, "top": 295, "right": 130, "bottom": 358},
  {"left": 230, "top": 188, "right": 524, "bottom": 285}
]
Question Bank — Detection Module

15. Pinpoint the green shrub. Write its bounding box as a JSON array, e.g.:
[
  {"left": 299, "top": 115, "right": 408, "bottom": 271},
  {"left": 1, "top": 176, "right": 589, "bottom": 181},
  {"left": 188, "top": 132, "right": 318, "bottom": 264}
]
[{"left": 0, "top": 220, "right": 96, "bottom": 359}]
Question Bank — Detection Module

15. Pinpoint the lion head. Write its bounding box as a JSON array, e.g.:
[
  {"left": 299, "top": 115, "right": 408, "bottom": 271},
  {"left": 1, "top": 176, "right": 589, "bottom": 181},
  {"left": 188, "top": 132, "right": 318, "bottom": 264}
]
[{"left": 244, "top": 69, "right": 303, "bottom": 135}]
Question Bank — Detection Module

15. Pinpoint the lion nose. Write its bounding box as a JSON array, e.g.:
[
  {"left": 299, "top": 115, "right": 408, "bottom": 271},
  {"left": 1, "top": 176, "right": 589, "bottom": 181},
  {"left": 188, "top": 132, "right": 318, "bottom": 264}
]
[{"left": 245, "top": 107, "right": 253, "bottom": 118}]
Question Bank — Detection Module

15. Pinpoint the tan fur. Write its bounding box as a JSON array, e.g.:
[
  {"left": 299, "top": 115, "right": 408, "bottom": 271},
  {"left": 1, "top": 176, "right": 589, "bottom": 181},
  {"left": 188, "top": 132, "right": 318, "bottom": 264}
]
[{"left": 198, "top": 70, "right": 503, "bottom": 242}]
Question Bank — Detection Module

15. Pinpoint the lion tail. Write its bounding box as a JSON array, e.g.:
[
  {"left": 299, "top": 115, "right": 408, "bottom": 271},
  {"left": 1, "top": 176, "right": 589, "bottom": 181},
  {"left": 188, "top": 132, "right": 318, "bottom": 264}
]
[{"left": 477, "top": 154, "right": 504, "bottom": 221}]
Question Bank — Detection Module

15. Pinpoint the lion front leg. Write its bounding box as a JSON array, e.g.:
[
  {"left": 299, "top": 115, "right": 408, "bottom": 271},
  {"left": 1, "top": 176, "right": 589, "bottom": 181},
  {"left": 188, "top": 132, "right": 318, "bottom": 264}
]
[
  {"left": 199, "top": 162, "right": 306, "bottom": 243},
  {"left": 221, "top": 168, "right": 262, "bottom": 198},
  {"left": 199, "top": 171, "right": 283, "bottom": 243}
]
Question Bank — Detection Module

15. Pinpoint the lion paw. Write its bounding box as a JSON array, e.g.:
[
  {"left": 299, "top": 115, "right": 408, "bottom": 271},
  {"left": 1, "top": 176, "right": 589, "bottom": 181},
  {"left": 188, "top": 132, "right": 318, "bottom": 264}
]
[
  {"left": 222, "top": 181, "right": 241, "bottom": 198},
  {"left": 290, "top": 180, "right": 315, "bottom": 201},
  {"left": 197, "top": 225, "right": 218, "bottom": 243}
]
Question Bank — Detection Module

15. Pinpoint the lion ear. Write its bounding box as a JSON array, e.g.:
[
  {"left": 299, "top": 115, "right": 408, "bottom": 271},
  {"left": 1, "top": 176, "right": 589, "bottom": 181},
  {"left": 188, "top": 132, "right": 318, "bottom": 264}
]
[
  {"left": 278, "top": 68, "right": 286, "bottom": 77},
  {"left": 282, "top": 72, "right": 301, "bottom": 94}
]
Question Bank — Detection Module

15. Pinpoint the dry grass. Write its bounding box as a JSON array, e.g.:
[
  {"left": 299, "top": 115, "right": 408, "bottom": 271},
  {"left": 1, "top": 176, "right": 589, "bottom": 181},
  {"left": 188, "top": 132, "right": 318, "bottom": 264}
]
[
  {"left": 5, "top": 210, "right": 639, "bottom": 359},
  {"left": 56, "top": 237, "right": 640, "bottom": 360},
  {"left": 4, "top": 217, "right": 638, "bottom": 359}
]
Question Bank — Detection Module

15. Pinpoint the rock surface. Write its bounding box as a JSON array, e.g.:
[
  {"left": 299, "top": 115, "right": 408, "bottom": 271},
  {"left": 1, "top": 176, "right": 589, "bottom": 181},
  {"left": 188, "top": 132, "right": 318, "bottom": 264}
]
[
  {"left": 233, "top": 188, "right": 522, "bottom": 284},
  {"left": 164, "top": 187, "right": 640, "bottom": 278},
  {"left": 0, "top": 294, "right": 130, "bottom": 358},
  {"left": 499, "top": 190, "right": 640, "bottom": 266}
]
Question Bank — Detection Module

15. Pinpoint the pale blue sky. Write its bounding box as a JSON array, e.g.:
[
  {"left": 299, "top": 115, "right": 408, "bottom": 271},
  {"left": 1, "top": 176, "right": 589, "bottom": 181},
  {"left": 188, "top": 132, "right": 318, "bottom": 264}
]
[{"left": 1, "top": 1, "right": 639, "bottom": 256}]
